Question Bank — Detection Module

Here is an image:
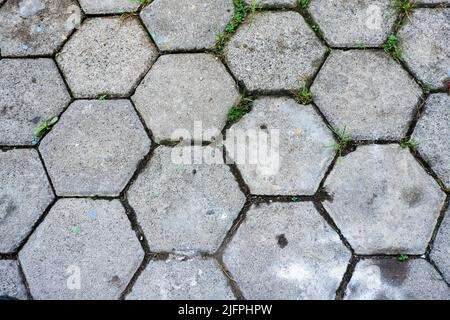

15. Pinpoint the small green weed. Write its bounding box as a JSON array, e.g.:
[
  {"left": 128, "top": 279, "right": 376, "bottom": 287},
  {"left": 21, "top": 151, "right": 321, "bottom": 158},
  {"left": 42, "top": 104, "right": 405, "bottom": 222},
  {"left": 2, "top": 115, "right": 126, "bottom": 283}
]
[
  {"left": 327, "top": 126, "right": 352, "bottom": 159},
  {"left": 400, "top": 140, "right": 418, "bottom": 150},
  {"left": 34, "top": 117, "right": 59, "bottom": 138},
  {"left": 391, "top": 0, "right": 416, "bottom": 18},
  {"left": 383, "top": 35, "right": 402, "bottom": 60},
  {"left": 293, "top": 87, "right": 313, "bottom": 105},
  {"left": 228, "top": 97, "right": 253, "bottom": 124},
  {"left": 398, "top": 254, "right": 409, "bottom": 262}
]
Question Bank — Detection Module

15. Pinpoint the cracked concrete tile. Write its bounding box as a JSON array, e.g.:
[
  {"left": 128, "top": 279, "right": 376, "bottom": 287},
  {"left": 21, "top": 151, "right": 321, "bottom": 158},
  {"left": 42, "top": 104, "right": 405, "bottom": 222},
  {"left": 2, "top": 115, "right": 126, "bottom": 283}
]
[
  {"left": 225, "top": 97, "right": 335, "bottom": 195},
  {"left": 127, "top": 146, "right": 246, "bottom": 254},
  {"left": 57, "top": 17, "right": 158, "bottom": 98},
  {"left": 311, "top": 50, "right": 422, "bottom": 140},
  {"left": 243, "top": 0, "right": 297, "bottom": 7},
  {"left": 78, "top": 0, "right": 140, "bottom": 14},
  {"left": 223, "top": 202, "right": 350, "bottom": 300},
  {"left": 309, "top": 0, "right": 397, "bottom": 47},
  {"left": 0, "top": 149, "right": 54, "bottom": 253},
  {"left": 127, "top": 258, "right": 234, "bottom": 300},
  {"left": 226, "top": 11, "right": 326, "bottom": 92},
  {"left": 323, "top": 144, "right": 446, "bottom": 255},
  {"left": 399, "top": 8, "right": 450, "bottom": 89},
  {"left": 431, "top": 208, "right": 450, "bottom": 283},
  {"left": 412, "top": 94, "right": 450, "bottom": 188},
  {"left": 19, "top": 198, "right": 144, "bottom": 300},
  {"left": 0, "top": 58, "right": 70, "bottom": 146},
  {"left": 346, "top": 259, "right": 450, "bottom": 300},
  {"left": 141, "top": 0, "right": 234, "bottom": 51},
  {"left": 0, "top": 0, "right": 80, "bottom": 56},
  {"left": 40, "top": 100, "right": 151, "bottom": 197},
  {"left": 0, "top": 260, "right": 28, "bottom": 300},
  {"left": 132, "top": 54, "right": 240, "bottom": 143}
]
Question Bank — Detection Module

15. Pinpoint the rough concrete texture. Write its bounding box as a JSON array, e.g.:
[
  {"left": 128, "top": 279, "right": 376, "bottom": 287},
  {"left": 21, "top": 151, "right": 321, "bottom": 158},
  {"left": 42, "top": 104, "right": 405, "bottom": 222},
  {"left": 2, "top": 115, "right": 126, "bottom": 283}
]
[
  {"left": 226, "top": 11, "right": 326, "bottom": 92},
  {"left": 78, "top": 0, "right": 140, "bottom": 14},
  {"left": 0, "top": 0, "right": 80, "bottom": 56},
  {"left": 0, "top": 260, "right": 28, "bottom": 300},
  {"left": 141, "top": 0, "right": 234, "bottom": 51},
  {"left": 57, "top": 17, "right": 158, "bottom": 98},
  {"left": 412, "top": 94, "right": 450, "bottom": 188},
  {"left": 311, "top": 50, "right": 422, "bottom": 140},
  {"left": 128, "top": 146, "right": 246, "bottom": 254},
  {"left": 0, "top": 59, "right": 70, "bottom": 146},
  {"left": 19, "top": 198, "right": 144, "bottom": 300},
  {"left": 225, "top": 97, "right": 335, "bottom": 195},
  {"left": 127, "top": 258, "right": 235, "bottom": 300},
  {"left": 243, "top": 0, "right": 297, "bottom": 7},
  {"left": 132, "top": 54, "right": 240, "bottom": 143},
  {"left": 40, "top": 100, "right": 150, "bottom": 197},
  {"left": 431, "top": 209, "right": 450, "bottom": 283},
  {"left": 323, "top": 145, "right": 446, "bottom": 255},
  {"left": 398, "top": 8, "right": 450, "bottom": 89},
  {"left": 224, "top": 202, "right": 351, "bottom": 300},
  {"left": 0, "top": 149, "right": 54, "bottom": 254},
  {"left": 309, "top": 0, "right": 397, "bottom": 47},
  {"left": 345, "top": 259, "right": 450, "bottom": 300}
]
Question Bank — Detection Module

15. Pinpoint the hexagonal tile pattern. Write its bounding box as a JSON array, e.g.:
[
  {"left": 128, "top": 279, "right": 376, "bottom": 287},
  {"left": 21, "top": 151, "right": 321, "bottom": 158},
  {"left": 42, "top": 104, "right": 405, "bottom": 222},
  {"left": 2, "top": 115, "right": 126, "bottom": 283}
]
[
  {"left": 323, "top": 144, "right": 446, "bottom": 255},
  {"left": 19, "top": 198, "right": 144, "bottom": 300},
  {"left": 226, "top": 11, "right": 327, "bottom": 92},
  {"left": 243, "top": 0, "right": 297, "bottom": 8},
  {"left": 0, "top": 58, "right": 70, "bottom": 146},
  {"left": 57, "top": 17, "right": 158, "bottom": 98},
  {"left": 0, "top": 260, "right": 28, "bottom": 300},
  {"left": 345, "top": 259, "right": 450, "bottom": 300},
  {"left": 141, "top": 0, "right": 234, "bottom": 51},
  {"left": 132, "top": 54, "right": 240, "bottom": 143},
  {"left": 78, "top": 0, "right": 140, "bottom": 14},
  {"left": 431, "top": 208, "right": 450, "bottom": 283},
  {"left": 126, "top": 258, "right": 234, "bottom": 300},
  {"left": 309, "top": 0, "right": 397, "bottom": 47},
  {"left": 1, "top": 149, "right": 54, "bottom": 253},
  {"left": 399, "top": 8, "right": 450, "bottom": 89},
  {"left": 411, "top": 94, "right": 450, "bottom": 187},
  {"left": 128, "top": 146, "right": 246, "bottom": 254},
  {"left": 0, "top": 0, "right": 80, "bottom": 56},
  {"left": 40, "top": 100, "right": 151, "bottom": 197},
  {"left": 223, "top": 202, "right": 351, "bottom": 299},
  {"left": 225, "top": 97, "right": 335, "bottom": 195},
  {"left": 311, "top": 50, "right": 422, "bottom": 140}
]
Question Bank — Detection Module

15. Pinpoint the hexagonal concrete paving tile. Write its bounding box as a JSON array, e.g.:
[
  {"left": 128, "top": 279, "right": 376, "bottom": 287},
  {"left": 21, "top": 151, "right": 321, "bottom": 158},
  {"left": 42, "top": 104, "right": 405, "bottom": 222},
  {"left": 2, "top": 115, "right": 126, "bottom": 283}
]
[
  {"left": 309, "top": 0, "right": 397, "bottom": 47},
  {"left": 132, "top": 54, "right": 240, "bottom": 143},
  {"left": 225, "top": 97, "right": 336, "bottom": 195},
  {"left": 243, "top": 0, "right": 297, "bottom": 8},
  {"left": 0, "top": 58, "right": 70, "bottom": 146},
  {"left": 399, "top": 8, "right": 450, "bottom": 89},
  {"left": 323, "top": 144, "right": 446, "bottom": 255},
  {"left": 40, "top": 100, "right": 151, "bottom": 197},
  {"left": 431, "top": 208, "right": 450, "bottom": 283},
  {"left": 311, "top": 50, "right": 422, "bottom": 140},
  {"left": 127, "top": 146, "right": 246, "bottom": 254},
  {"left": 412, "top": 94, "right": 450, "bottom": 188},
  {"left": 57, "top": 17, "right": 158, "bottom": 98},
  {"left": 140, "top": 0, "right": 234, "bottom": 51},
  {"left": 345, "top": 259, "right": 450, "bottom": 300},
  {"left": 226, "top": 11, "right": 327, "bottom": 92},
  {"left": 223, "top": 202, "right": 351, "bottom": 299},
  {"left": 126, "top": 257, "right": 234, "bottom": 300},
  {"left": 0, "top": 0, "right": 80, "bottom": 56},
  {"left": 78, "top": 0, "right": 140, "bottom": 14},
  {"left": 1, "top": 149, "right": 54, "bottom": 254},
  {"left": 0, "top": 260, "right": 28, "bottom": 300},
  {"left": 19, "top": 198, "right": 144, "bottom": 300}
]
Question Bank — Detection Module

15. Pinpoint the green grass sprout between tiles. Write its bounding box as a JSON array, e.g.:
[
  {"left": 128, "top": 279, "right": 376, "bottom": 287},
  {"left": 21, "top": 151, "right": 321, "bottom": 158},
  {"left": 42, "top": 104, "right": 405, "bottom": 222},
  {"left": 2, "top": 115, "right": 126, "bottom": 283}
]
[
  {"left": 228, "top": 97, "right": 253, "bottom": 125},
  {"left": 298, "top": 0, "right": 310, "bottom": 9},
  {"left": 383, "top": 35, "right": 402, "bottom": 60},
  {"left": 391, "top": 0, "right": 416, "bottom": 19},
  {"left": 398, "top": 254, "right": 409, "bottom": 262},
  {"left": 293, "top": 87, "right": 313, "bottom": 105},
  {"left": 400, "top": 139, "right": 418, "bottom": 150},
  {"left": 34, "top": 116, "right": 59, "bottom": 138},
  {"left": 327, "top": 126, "right": 352, "bottom": 159}
]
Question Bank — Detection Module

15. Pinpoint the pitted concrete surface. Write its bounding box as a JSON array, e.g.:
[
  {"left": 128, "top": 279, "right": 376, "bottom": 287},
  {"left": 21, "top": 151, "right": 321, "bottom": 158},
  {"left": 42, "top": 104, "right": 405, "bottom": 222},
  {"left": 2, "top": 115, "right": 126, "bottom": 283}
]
[{"left": 1, "top": 1, "right": 448, "bottom": 300}]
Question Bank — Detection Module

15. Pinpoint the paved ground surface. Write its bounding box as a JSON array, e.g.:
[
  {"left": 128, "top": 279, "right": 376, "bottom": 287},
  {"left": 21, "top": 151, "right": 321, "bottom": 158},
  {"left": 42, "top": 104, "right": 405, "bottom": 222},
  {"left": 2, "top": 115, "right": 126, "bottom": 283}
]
[{"left": 0, "top": 0, "right": 449, "bottom": 300}]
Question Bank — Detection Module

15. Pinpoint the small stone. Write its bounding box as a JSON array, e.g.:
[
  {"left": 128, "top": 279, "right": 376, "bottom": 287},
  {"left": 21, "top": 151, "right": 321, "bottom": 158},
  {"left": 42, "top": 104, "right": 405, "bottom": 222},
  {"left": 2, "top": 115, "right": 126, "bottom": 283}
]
[
  {"left": 225, "top": 11, "right": 326, "bottom": 92},
  {"left": 0, "top": 149, "right": 54, "bottom": 253},
  {"left": 323, "top": 144, "right": 446, "bottom": 254},
  {"left": 126, "top": 258, "right": 234, "bottom": 300},
  {"left": 19, "top": 198, "right": 144, "bottom": 300},
  {"left": 0, "top": 260, "right": 28, "bottom": 300},
  {"left": 430, "top": 208, "right": 450, "bottom": 283},
  {"left": 78, "top": 0, "right": 140, "bottom": 14},
  {"left": 411, "top": 94, "right": 450, "bottom": 188},
  {"left": 223, "top": 202, "right": 350, "bottom": 299},
  {"left": 345, "top": 259, "right": 450, "bottom": 300}
]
